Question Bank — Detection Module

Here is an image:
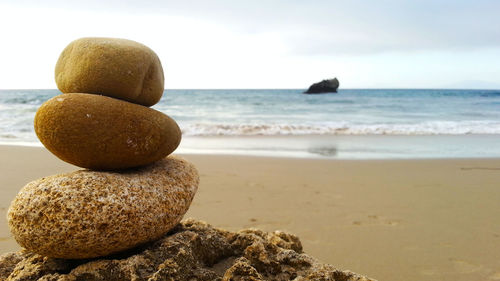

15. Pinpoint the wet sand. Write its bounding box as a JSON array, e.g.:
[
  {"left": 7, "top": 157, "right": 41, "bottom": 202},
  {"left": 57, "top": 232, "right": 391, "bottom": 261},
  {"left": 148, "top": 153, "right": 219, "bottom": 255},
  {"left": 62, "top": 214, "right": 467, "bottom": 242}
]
[{"left": 0, "top": 145, "right": 499, "bottom": 281}]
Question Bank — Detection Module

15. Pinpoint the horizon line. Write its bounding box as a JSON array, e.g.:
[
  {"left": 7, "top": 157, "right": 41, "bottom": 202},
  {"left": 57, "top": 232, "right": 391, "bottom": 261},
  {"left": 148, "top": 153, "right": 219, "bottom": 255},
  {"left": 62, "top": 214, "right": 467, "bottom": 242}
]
[{"left": 1, "top": 87, "right": 500, "bottom": 91}]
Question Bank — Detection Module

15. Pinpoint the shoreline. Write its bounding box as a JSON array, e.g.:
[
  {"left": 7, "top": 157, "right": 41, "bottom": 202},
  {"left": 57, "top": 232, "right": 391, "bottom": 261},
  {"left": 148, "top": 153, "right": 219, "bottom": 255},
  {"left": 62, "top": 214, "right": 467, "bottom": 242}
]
[
  {"left": 3, "top": 133, "right": 500, "bottom": 160},
  {"left": 1, "top": 145, "right": 500, "bottom": 281}
]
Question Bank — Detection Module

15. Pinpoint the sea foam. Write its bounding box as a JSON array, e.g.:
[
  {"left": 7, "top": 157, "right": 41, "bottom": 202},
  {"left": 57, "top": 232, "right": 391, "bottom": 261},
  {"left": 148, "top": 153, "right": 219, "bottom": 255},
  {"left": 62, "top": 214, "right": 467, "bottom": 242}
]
[{"left": 180, "top": 120, "right": 500, "bottom": 136}]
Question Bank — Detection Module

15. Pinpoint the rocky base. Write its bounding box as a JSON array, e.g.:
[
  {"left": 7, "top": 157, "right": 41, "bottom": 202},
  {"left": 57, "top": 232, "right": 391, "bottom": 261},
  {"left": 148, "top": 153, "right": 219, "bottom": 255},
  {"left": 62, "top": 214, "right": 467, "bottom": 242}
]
[{"left": 0, "top": 219, "right": 375, "bottom": 281}]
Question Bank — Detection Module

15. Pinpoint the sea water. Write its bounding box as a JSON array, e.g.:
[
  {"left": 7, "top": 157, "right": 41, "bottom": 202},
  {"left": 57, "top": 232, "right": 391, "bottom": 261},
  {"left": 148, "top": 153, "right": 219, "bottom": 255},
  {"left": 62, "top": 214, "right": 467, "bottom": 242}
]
[{"left": 1, "top": 89, "right": 500, "bottom": 158}]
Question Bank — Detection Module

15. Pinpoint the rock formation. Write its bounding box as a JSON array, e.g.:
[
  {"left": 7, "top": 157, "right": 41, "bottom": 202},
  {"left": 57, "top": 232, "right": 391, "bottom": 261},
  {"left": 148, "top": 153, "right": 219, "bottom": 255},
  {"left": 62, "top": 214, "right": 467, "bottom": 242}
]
[
  {"left": 304, "top": 78, "right": 340, "bottom": 94},
  {"left": 4, "top": 38, "right": 374, "bottom": 280},
  {"left": 0, "top": 219, "right": 375, "bottom": 281},
  {"left": 7, "top": 37, "right": 194, "bottom": 260}
]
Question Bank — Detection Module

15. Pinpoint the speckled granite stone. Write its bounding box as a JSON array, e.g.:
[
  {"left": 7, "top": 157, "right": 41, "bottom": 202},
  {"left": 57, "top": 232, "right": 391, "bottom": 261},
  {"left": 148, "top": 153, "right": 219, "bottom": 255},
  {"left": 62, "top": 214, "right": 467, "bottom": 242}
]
[
  {"left": 35, "top": 93, "right": 181, "bottom": 170},
  {"left": 0, "top": 219, "right": 376, "bottom": 281},
  {"left": 55, "top": 37, "right": 164, "bottom": 107},
  {"left": 7, "top": 156, "right": 198, "bottom": 259}
]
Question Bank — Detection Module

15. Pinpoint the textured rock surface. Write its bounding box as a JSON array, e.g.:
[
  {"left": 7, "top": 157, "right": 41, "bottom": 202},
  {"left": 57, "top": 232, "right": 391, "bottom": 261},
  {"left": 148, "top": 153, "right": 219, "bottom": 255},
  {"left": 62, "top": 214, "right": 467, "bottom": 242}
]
[
  {"left": 8, "top": 156, "right": 198, "bottom": 259},
  {"left": 0, "top": 219, "right": 375, "bottom": 281},
  {"left": 304, "top": 78, "right": 340, "bottom": 94},
  {"left": 55, "top": 37, "right": 164, "bottom": 106},
  {"left": 35, "top": 93, "right": 181, "bottom": 170}
]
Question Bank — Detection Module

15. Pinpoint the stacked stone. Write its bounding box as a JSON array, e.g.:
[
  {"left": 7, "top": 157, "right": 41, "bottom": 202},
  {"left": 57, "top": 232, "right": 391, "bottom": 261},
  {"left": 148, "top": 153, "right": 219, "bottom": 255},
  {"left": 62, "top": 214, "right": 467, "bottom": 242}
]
[{"left": 7, "top": 38, "right": 199, "bottom": 259}]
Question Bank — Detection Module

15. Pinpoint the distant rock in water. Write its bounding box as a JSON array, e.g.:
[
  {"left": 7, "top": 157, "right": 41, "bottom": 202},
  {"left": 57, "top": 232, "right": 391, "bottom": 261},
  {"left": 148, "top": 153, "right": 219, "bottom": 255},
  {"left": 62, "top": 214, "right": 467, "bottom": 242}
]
[
  {"left": 0, "top": 219, "right": 375, "bottom": 281},
  {"left": 305, "top": 78, "right": 340, "bottom": 94}
]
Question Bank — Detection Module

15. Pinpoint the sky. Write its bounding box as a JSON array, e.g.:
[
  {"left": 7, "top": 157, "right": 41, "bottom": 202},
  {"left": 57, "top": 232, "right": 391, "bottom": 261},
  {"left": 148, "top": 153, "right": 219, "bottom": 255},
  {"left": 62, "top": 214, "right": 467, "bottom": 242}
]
[{"left": 0, "top": 0, "right": 499, "bottom": 89}]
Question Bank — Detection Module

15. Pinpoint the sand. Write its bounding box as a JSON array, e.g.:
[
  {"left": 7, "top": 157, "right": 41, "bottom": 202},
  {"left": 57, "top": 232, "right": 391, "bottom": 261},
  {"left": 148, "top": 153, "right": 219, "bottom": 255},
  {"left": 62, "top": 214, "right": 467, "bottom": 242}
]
[{"left": 0, "top": 145, "right": 499, "bottom": 281}]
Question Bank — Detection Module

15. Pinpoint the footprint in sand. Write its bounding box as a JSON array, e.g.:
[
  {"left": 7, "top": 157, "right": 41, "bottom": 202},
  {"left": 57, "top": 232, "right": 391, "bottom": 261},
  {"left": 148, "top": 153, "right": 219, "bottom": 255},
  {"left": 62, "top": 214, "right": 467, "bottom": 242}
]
[
  {"left": 331, "top": 194, "right": 343, "bottom": 199},
  {"left": 449, "top": 258, "right": 483, "bottom": 274},
  {"left": 352, "top": 215, "right": 401, "bottom": 226},
  {"left": 386, "top": 220, "right": 401, "bottom": 226},
  {"left": 489, "top": 272, "right": 500, "bottom": 280},
  {"left": 252, "top": 219, "right": 292, "bottom": 229},
  {"left": 246, "top": 182, "right": 265, "bottom": 188},
  {"left": 460, "top": 167, "right": 500, "bottom": 171},
  {"left": 440, "top": 242, "right": 453, "bottom": 248},
  {"left": 419, "top": 268, "right": 437, "bottom": 276},
  {"left": 403, "top": 245, "right": 419, "bottom": 251}
]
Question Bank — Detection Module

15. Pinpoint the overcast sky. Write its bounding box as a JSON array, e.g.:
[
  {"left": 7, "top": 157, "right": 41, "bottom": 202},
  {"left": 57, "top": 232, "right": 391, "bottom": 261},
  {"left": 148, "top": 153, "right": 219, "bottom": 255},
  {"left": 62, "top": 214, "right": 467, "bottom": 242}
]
[{"left": 1, "top": 0, "right": 499, "bottom": 89}]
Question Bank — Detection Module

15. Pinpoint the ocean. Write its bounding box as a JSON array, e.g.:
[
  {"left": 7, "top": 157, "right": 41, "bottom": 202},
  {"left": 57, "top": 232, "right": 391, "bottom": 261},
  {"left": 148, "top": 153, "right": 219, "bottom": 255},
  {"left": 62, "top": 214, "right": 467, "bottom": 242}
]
[{"left": 1, "top": 89, "right": 500, "bottom": 159}]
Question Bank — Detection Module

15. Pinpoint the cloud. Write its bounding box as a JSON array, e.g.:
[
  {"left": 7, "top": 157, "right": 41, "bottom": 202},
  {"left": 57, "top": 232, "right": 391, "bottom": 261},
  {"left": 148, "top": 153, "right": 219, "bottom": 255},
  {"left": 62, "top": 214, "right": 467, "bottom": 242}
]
[
  {"left": 1, "top": 0, "right": 499, "bottom": 88},
  {"left": 269, "top": 0, "right": 500, "bottom": 55},
  {"left": 7, "top": 0, "right": 500, "bottom": 56}
]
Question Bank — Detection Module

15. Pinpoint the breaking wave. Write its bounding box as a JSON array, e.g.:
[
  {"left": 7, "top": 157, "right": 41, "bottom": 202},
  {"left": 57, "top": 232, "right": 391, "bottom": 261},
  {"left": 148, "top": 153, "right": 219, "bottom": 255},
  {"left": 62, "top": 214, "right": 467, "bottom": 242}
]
[{"left": 181, "top": 121, "right": 500, "bottom": 136}]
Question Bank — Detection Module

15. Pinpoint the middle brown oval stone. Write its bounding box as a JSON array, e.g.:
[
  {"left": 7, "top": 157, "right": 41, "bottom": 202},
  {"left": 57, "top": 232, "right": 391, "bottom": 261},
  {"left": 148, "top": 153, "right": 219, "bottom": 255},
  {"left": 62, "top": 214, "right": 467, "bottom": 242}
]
[{"left": 35, "top": 93, "right": 181, "bottom": 170}]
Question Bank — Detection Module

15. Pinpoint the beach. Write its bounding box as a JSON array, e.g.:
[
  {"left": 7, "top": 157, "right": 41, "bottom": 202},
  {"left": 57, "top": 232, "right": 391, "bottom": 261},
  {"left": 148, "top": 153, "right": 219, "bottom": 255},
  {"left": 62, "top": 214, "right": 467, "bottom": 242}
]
[
  {"left": 1, "top": 145, "right": 499, "bottom": 281},
  {"left": 1, "top": 0, "right": 499, "bottom": 278}
]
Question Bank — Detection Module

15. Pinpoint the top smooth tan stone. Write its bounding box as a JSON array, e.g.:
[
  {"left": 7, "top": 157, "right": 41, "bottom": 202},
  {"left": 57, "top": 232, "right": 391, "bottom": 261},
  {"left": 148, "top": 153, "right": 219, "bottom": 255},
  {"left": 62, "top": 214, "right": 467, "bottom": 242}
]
[{"left": 55, "top": 37, "right": 164, "bottom": 106}]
